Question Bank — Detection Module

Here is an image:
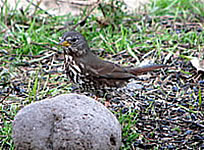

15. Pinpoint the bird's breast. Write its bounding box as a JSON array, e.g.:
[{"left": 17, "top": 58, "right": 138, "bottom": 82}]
[{"left": 64, "top": 55, "right": 90, "bottom": 85}]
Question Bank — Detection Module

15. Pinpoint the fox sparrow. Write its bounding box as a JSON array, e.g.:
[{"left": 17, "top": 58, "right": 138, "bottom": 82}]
[{"left": 59, "top": 31, "right": 167, "bottom": 93}]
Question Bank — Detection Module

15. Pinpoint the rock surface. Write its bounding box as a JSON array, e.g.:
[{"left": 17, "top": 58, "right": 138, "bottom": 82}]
[{"left": 12, "top": 94, "right": 121, "bottom": 150}]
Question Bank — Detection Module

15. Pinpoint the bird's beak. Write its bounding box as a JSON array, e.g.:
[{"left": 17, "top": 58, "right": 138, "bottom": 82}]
[{"left": 59, "top": 40, "right": 70, "bottom": 47}]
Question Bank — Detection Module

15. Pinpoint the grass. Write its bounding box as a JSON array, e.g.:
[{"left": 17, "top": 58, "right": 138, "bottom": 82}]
[
  {"left": 0, "top": 0, "right": 204, "bottom": 149},
  {"left": 150, "top": 0, "right": 204, "bottom": 17}
]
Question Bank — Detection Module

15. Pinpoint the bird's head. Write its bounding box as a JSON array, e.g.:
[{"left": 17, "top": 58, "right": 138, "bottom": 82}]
[{"left": 59, "top": 31, "right": 89, "bottom": 56}]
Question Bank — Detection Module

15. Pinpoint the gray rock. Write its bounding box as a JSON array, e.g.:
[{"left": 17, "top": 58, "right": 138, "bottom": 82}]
[{"left": 12, "top": 94, "right": 121, "bottom": 150}]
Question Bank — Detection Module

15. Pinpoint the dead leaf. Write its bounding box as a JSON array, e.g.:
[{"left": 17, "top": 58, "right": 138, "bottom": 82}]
[{"left": 190, "top": 57, "right": 204, "bottom": 72}]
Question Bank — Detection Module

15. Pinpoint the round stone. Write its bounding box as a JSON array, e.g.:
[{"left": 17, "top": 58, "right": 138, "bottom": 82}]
[{"left": 12, "top": 94, "right": 122, "bottom": 150}]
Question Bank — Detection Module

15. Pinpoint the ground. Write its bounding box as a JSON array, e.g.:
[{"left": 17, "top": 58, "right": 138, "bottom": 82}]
[{"left": 0, "top": 0, "right": 204, "bottom": 149}]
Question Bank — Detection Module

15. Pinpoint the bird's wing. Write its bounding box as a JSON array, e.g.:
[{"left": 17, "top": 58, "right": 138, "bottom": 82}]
[
  {"left": 86, "top": 60, "right": 135, "bottom": 79},
  {"left": 79, "top": 52, "right": 167, "bottom": 79},
  {"left": 77, "top": 51, "right": 135, "bottom": 79}
]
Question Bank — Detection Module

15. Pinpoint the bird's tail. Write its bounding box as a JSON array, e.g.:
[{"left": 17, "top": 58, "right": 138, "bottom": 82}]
[{"left": 129, "top": 64, "right": 168, "bottom": 76}]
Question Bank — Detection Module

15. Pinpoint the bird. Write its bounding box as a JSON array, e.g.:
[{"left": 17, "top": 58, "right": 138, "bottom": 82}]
[{"left": 59, "top": 31, "right": 167, "bottom": 94}]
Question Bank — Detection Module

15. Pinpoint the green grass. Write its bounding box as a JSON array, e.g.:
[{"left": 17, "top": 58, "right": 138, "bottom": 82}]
[
  {"left": 118, "top": 109, "right": 140, "bottom": 149},
  {"left": 0, "top": 104, "right": 17, "bottom": 150},
  {"left": 149, "top": 0, "right": 204, "bottom": 17},
  {"left": 0, "top": 0, "right": 204, "bottom": 149}
]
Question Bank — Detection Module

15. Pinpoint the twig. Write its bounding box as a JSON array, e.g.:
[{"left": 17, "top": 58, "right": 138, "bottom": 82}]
[
  {"left": 98, "top": 3, "right": 106, "bottom": 18},
  {"left": 0, "top": 89, "right": 12, "bottom": 104},
  {"left": 25, "top": 0, "right": 52, "bottom": 17},
  {"left": 30, "top": 42, "right": 62, "bottom": 53},
  {"left": 57, "top": 0, "right": 96, "bottom": 6},
  {"left": 71, "top": 0, "right": 101, "bottom": 30}
]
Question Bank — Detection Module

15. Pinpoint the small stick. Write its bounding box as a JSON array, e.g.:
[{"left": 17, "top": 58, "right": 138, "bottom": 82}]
[
  {"left": 25, "top": 0, "right": 52, "bottom": 16},
  {"left": 71, "top": 0, "right": 101, "bottom": 30}
]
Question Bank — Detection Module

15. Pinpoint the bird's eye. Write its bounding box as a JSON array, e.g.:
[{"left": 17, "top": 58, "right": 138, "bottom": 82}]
[{"left": 70, "top": 38, "right": 78, "bottom": 43}]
